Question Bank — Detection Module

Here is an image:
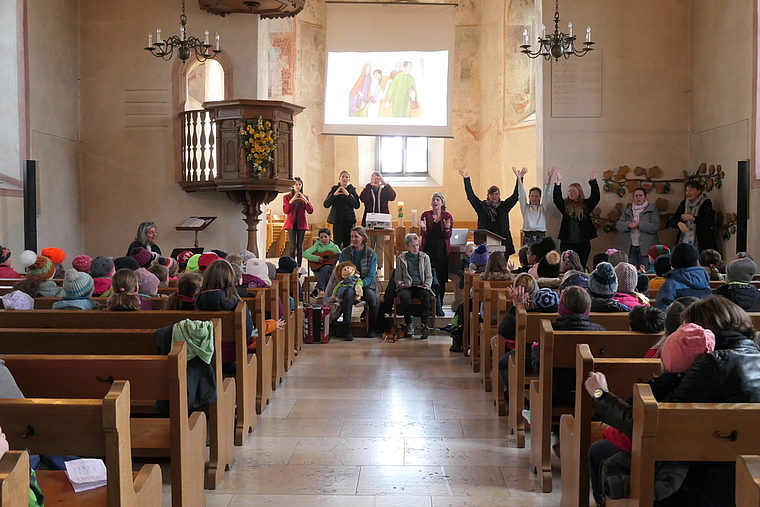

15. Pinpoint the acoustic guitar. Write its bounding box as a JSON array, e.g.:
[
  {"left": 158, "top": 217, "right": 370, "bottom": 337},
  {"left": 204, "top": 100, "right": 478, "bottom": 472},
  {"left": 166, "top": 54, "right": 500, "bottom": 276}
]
[{"left": 308, "top": 251, "right": 341, "bottom": 271}]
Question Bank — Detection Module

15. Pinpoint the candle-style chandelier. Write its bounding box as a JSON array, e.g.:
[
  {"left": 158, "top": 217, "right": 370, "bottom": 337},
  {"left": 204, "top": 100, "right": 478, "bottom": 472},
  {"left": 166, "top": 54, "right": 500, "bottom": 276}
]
[
  {"left": 520, "top": 0, "right": 594, "bottom": 61},
  {"left": 145, "top": 0, "right": 222, "bottom": 63}
]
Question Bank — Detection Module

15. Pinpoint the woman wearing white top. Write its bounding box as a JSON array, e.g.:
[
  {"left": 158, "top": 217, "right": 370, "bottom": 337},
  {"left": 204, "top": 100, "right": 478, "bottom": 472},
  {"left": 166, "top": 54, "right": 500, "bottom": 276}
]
[{"left": 513, "top": 167, "right": 552, "bottom": 247}]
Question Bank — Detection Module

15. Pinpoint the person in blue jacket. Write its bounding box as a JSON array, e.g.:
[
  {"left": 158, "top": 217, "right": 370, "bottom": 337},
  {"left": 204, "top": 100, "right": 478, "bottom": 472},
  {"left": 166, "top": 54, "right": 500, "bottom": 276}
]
[{"left": 654, "top": 242, "right": 712, "bottom": 310}]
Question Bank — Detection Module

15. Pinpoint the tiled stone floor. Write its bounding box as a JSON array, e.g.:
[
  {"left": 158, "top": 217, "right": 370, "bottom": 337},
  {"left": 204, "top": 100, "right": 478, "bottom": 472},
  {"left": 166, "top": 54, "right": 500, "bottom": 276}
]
[{"left": 173, "top": 333, "right": 562, "bottom": 506}]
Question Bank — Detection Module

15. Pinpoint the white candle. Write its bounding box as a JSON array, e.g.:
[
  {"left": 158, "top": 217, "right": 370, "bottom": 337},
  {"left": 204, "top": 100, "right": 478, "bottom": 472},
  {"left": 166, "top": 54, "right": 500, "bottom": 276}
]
[
  {"left": 204, "top": 30, "right": 209, "bottom": 45},
  {"left": 215, "top": 33, "right": 220, "bottom": 51},
  {"left": 412, "top": 210, "right": 418, "bottom": 225},
  {"left": 586, "top": 26, "right": 591, "bottom": 42},
  {"left": 157, "top": 28, "right": 162, "bottom": 43},
  {"left": 523, "top": 28, "right": 528, "bottom": 45},
  {"left": 148, "top": 33, "right": 152, "bottom": 47},
  {"left": 540, "top": 24, "right": 546, "bottom": 39},
  {"left": 568, "top": 22, "right": 573, "bottom": 38}
]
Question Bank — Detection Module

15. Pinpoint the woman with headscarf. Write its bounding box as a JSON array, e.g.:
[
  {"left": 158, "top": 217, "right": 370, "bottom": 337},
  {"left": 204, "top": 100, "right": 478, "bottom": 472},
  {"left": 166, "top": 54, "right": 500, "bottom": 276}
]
[
  {"left": 419, "top": 191, "right": 453, "bottom": 316},
  {"left": 668, "top": 180, "right": 717, "bottom": 253}
]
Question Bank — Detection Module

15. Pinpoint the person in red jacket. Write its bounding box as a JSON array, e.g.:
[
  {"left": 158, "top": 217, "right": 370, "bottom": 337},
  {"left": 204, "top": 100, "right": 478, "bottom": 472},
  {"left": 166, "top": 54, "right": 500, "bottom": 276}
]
[
  {"left": 0, "top": 246, "right": 22, "bottom": 278},
  {"left": 283, "top": 177, "right": 313, "bottom": 266}
]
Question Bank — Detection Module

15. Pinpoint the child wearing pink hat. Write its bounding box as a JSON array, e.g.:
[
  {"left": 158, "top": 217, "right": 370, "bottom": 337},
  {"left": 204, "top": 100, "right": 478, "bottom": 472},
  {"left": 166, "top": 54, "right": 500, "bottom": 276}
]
[{"left": 602, "top": 323, "right": 715, "bottom": 452}]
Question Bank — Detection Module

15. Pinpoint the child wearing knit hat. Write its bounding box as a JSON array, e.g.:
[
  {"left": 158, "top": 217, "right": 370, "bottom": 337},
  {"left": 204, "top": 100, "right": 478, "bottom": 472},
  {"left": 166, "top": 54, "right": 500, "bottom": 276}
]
[
  {"left": 654, "top": 243, "right": 711, "bottom": 310},
  {"left": 602, "top": 323, "right": 715, "bottom": 453},
  {"left": 41, "top": 247, "right": 66, "bottom": 278},
  {"left": 0, "top": 245, "right": 22, "bottom": 278},
  {"left": 612, "top": 262, "right": 649, "bottom": 308},
  {"left": 130, "top": 247, "right": 154, "bottom": 268},
  {"left": 71, "top": 255, "right": 93, "bottom": 273},
  {"left": 18, "top": 251, "right": 64, "bottom": 297},
  {"left": 1, "top": 290, "right": 34, "bottom": 310},
  {"left": 589, "top": 262, "right": 631, "bottom": 313},
  {"left": 713, "top": 257, "right": 760, "bottom": 311},
  {"left": 469, "top": 244, "right": 489, "bottom": 274},
  {"left": 90, "top": 256, "right": 116, "bottom": 296},
  {"left": 135, "top": 268, "right": 160, "bottom": 297},
  {"left": 52, "top": 269, "right": 98, "bottom": 310}
]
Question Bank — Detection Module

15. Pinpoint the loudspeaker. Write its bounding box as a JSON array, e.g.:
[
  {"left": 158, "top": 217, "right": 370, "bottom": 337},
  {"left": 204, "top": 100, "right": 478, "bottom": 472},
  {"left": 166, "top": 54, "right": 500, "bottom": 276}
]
[
  {"left": 23, "top": 160, "right": 37, "bottom": 253},
  {"left": 737, "top": 160, "right": 749, "bottom": 254}
]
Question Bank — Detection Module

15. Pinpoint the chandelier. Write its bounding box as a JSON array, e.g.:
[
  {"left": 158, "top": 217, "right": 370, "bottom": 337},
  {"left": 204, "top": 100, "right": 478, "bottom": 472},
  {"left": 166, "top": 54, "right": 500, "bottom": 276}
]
[
  {"left": 520, "top": 0, "right": 594, "bottom": 61},
  {"left": 145, "top": 0, "right": 222, "bottom": 63}
]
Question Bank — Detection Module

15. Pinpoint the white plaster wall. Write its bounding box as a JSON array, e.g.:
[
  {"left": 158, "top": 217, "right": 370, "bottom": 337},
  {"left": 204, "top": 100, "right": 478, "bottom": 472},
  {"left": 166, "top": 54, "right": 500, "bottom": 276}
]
[
  {"left": 540, "top": 0, "right": 690, "bottom": 258},
  {"left": 79, "top": 0, "right": 261, "bottom": 257},
  {"left": 27, "top": 0, "right": 83, "bottom": 258},
  {"left": 689, "top": 0, "right": 753, "bottom": 257},
  {"left": 0, "top": 0, "right": 23, "bottom": 261}
]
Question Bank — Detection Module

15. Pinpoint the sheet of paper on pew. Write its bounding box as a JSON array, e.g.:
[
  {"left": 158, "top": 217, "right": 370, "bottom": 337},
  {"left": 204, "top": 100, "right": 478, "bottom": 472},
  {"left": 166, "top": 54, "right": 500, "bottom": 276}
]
[{"left": 65, "top": 458, "right": 107, "bottom": 492}]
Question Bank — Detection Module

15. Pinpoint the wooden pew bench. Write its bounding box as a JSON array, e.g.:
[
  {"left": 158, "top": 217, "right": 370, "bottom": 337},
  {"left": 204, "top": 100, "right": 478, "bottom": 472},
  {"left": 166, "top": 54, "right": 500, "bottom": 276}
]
[
  {"left": 530, "top": 321, "right": 662, "bottom": 493},
  {"left": 245, "top": 287, "right": 282, "bottom": 398},
  {"left": 1, "top": 342, "right": 205, "bottom": 506},
  {"left": 0, "top": 305, "right": 256, "bottom": 448},
  {"left": 508, "top": 307, "right": 643, "bottom": 447},
  {"left": 472, "top": 280, "right": 512, "bottom": 392},
  {"left": 737, "top": 455, "right": 760, "bottom": 507},
  {"left": 0, "top": 381, "right": 163, "bottom": 507},
  {"left": 559, "top": 344, "right": 661, "bottom": 507},
  {"left": 462, "top": 271, "right": 474, "bottom": 359},
  {"left": 0, "top": 321, "right": 233, "bottom": 491},
  {"left": 491, "top": 291, "right": 512, "bottom": 415},
  {"left": 606, "top": 384, "right": 760, "bottom": 507},
  {"left": 0, "top": 451, "right": 33, "bottom": 507},
  {"left": 275, "top": 273, "right": 295, "bottom": 373}
]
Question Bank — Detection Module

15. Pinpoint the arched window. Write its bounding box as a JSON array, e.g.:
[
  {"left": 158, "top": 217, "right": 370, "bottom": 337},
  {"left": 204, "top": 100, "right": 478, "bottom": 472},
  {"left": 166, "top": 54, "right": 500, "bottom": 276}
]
[
  {"left": 175, "top": 56, "right": 232, "bottom": 182},
  {"left": 184, "top": 59, "right": 225, "bottom": 111}
]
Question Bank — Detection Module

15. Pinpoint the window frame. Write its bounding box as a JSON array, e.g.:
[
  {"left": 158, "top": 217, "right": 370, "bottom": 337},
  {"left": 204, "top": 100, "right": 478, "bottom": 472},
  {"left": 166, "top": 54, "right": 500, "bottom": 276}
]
[{"left": 376, "top": 136, "right": 430, "bottom": 178}]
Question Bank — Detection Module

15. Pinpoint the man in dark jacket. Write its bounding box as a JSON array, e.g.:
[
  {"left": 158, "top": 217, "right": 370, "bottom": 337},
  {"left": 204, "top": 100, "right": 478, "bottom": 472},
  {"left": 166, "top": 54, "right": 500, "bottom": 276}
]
[
  {"left": 713, "top": 257, "right": 760, "bottom": 311},
  {"left": 655, "top": 243, "right": 712, "bottom": 310},
  {"left": 459, "top": 169, "right": 519, "bottom": 256}
]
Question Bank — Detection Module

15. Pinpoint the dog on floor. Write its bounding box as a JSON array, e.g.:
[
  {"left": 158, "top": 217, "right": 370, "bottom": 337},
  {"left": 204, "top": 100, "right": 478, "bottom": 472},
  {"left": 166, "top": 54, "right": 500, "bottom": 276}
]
[{"left": 382, "top": 323, "right": 407, "bottom": 343}]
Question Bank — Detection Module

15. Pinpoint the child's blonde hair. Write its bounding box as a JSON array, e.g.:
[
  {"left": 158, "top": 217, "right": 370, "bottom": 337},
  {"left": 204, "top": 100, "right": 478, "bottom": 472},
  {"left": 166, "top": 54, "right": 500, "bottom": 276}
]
[{"left": 106, "top": 269, "right": 140, "bottom": 311}]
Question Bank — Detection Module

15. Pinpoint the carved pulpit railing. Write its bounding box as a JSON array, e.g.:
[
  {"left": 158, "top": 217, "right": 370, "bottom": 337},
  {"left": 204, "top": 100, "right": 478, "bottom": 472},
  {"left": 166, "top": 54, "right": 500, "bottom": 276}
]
[{"left": 178, "top": 99, "right": 305, "bottom": 255}]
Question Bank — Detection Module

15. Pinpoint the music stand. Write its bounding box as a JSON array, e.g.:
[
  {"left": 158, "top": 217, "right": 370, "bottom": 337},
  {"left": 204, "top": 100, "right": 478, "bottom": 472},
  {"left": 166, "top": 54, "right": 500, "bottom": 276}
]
[{"left": 175, "top": 217, "right": 216, "bottom": 248}]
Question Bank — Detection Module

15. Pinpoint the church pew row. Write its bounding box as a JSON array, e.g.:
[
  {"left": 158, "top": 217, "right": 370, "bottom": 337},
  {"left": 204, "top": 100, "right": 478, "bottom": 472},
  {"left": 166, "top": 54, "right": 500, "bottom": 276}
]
[
  {"left": 491, "top": 292, "right": 512, "bottom": 415},
  {"left": 0, "top": 303, "right": 263, "bottom": 446},
  {"left": 0, "top": 321, "right": 233, "bottom": 491},
  {"left": 0, "top": 452, "right": 31, "bottom": 507},
  {"left": 508, "top": 306, "right": 652, "bottom": 447},
  {"left": 0, "top": 381, "right": 163, "bottom": 507},
  {"left": 246, "top": 286, "right": 285, "bottom": 392},
  {"left": 605, "top": 384, "right": 760, "bottom": 507},
  {"left": 559, "top": 344, "right": 661, "bottom": 507},
  {"left": 462, "top": 271, "right": 474, "bottom": 360},
  {"left": 530, "top": 321, "right": 663, "bottom": 493},
  {"left": 477, "top": 280, "right": 513, "bottom": 392},
  {"left": 274, "top": 275, "right": 295, "bottom": 374},
  {"left": 1, "top": 342, "right": 206, "bottom": 505},
  {"left": 737, "top": 455, "right": 760, "bottom": 507}
]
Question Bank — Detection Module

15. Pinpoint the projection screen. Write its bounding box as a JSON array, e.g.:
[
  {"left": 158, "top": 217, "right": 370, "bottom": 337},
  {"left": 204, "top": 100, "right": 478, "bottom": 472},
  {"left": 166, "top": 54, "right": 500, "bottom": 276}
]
[{"left": 324, "top": 2, "right": 456, "bottom": 137}]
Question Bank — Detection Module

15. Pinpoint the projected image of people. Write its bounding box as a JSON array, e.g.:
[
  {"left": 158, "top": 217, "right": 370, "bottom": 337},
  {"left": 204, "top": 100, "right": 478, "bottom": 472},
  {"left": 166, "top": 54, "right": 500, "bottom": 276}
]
[
  {"left": 325, "top": 50, "right": 448, "bottom": 130},
  {"left": 385, "top": 61, "right": 417, "bottom": 118}
]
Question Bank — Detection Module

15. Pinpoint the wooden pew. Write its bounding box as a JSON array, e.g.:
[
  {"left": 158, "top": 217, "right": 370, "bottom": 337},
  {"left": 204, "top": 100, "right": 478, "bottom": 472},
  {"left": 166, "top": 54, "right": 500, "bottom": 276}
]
[
  {"left": 479, "top": 281, "right": 513, "bottom": 392},
  {"left": 606, "top": 384, "right": 760, "bottom": 507},
  {"left": 462, "top": 271, "right": 474, "bottom": 358},
  {"left": 737, "top": 455, "right": 760, "bottom": 507},
  {"left": 1, "top": 342, "right": 206, "bottom": 506},
  {"left": 245, "top": 287, "right": 282, "bottom": 398},
  {"left": 490, "top": 292, "right": 512, "bottom": 415},
  {"left": 559, "top": 344, "right": 661, "bottom": 507},
  {"left": 275, "top": 273, "right": 295, "bottom": 372},
  {"left": 0, "top": 381, "right": 163, "bottom": 507},
  {"left": 530, "top": 320, "right": 662, "bottom": 492},
  {"left": 0, "top": 305, "right": 257, "bottom": 447},
  {"left": 0, "top": 320, "right": 234, "bottom": 490},
  {"left": 0, "top": 296, "right": 166, "bottom": 310},
  {"left": 290, "top": 268, "right": 304, "bottom": 353},
  {"left": 0, "top": 451, "right": 31, "bottom": 507}
]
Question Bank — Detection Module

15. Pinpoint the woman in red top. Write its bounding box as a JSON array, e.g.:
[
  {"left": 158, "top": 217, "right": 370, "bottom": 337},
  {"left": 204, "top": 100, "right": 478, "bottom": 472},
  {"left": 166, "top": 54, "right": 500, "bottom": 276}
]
[
  {"left": 419, "top": 192, "right": 454, "bottom": 316},
  {"left": 283, "top": 177, "right": 313, "bottom": 266}
]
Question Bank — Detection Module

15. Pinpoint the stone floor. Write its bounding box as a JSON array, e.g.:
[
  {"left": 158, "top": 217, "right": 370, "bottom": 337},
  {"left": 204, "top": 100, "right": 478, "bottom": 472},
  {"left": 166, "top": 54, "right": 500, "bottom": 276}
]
[{"left": 172, "top": 332, "right": 563, "bottom": 507}]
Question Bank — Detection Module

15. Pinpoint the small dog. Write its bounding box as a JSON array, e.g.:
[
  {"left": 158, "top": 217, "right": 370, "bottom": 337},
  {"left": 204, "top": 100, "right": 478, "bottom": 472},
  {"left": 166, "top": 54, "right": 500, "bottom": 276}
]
[{"left": 383, "top": 324, "right": 407, "bottom": 343}]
